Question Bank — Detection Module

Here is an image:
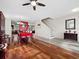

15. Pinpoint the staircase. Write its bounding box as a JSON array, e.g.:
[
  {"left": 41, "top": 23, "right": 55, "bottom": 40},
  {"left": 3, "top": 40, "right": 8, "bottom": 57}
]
[{"left": 41, "top": 17, "right": 54, "bottom": 39}]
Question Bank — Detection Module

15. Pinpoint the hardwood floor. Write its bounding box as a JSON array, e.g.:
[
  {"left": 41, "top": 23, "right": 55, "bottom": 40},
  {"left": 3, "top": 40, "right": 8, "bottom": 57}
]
[
  {"left": 31, "top": 38, "right": 79, "bottom": 59},
  {"left": 5, "top": 43, "right": 51, "bottom": 59},
  {"left": 4, "top": 38, "right": 79, "bottom": 59}
]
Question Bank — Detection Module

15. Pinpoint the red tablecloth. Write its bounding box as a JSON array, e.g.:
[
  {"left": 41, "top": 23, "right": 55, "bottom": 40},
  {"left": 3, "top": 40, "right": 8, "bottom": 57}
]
[{"left": 20, "top": 32, "right": 32, "bottom": 36}]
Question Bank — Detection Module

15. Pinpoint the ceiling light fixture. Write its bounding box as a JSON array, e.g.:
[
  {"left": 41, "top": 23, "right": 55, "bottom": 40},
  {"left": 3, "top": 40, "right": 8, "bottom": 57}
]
[
  {"left": 22, "top": 0, "right": 46, "bottom": 11},
  {"left": 31, "top": 1, "right": 36, "bottom": 6},
  {"left": 72, "top": 8, "right": 79, "bottom": 12}
]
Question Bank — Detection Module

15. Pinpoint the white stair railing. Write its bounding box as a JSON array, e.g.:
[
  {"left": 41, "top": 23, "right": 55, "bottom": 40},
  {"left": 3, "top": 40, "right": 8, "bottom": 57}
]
[{"left": 41, "top": 17, "right": 55, "bottom": 39}]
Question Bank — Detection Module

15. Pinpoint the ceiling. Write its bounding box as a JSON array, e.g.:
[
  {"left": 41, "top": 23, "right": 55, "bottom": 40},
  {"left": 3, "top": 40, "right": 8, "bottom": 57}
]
[{"left": 0, "top": 0, "right": 79, "bottom": 23}]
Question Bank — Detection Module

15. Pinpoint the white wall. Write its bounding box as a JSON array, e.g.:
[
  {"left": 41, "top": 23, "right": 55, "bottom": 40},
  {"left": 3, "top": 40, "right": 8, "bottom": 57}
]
[
  {"left": 35, "top": 12, "right": 79, "bottom": 42},
  {"left": 54, "top": 12, "right": 79, "bottom": 42},
  {"left": 35, "top": 21, "right": 51, "bottom": 39},
  {"left": 35, "top": 18, "right": 65, "bottom": 39},
  {"left": 41, "top": 17, "right": 64, "bottom": 39},
  {"left": 49, "top": 17, "right": 65, "bottom": 39},
  {"left": 5, "top": 18, "right": 12, "bottom": 37},
  {"left": 48, "top": 12, "right": 79, "bottom": 42}
]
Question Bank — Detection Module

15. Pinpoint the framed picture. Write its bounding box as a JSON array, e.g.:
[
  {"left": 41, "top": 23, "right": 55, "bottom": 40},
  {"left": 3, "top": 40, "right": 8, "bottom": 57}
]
[{"left": 65, "top": 18, "right": 75, "bottom": 30}]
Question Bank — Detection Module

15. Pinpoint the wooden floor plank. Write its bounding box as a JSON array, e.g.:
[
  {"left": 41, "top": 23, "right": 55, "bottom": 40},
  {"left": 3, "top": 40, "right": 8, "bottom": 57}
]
[
  {"left": 4, "top": 37, "right": 79, "bottom": 59},
  {"left": 31, "top": 38, "right": 79, "bottom": 59},
  {"left": 5, "top": 43, "right": 51, "bottom": 59}
]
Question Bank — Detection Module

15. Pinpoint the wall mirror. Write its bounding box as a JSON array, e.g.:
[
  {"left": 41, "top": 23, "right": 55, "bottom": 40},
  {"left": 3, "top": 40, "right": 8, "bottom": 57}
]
[{"left": 65, "top": 18, "right": 75, "bottom": 30}]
